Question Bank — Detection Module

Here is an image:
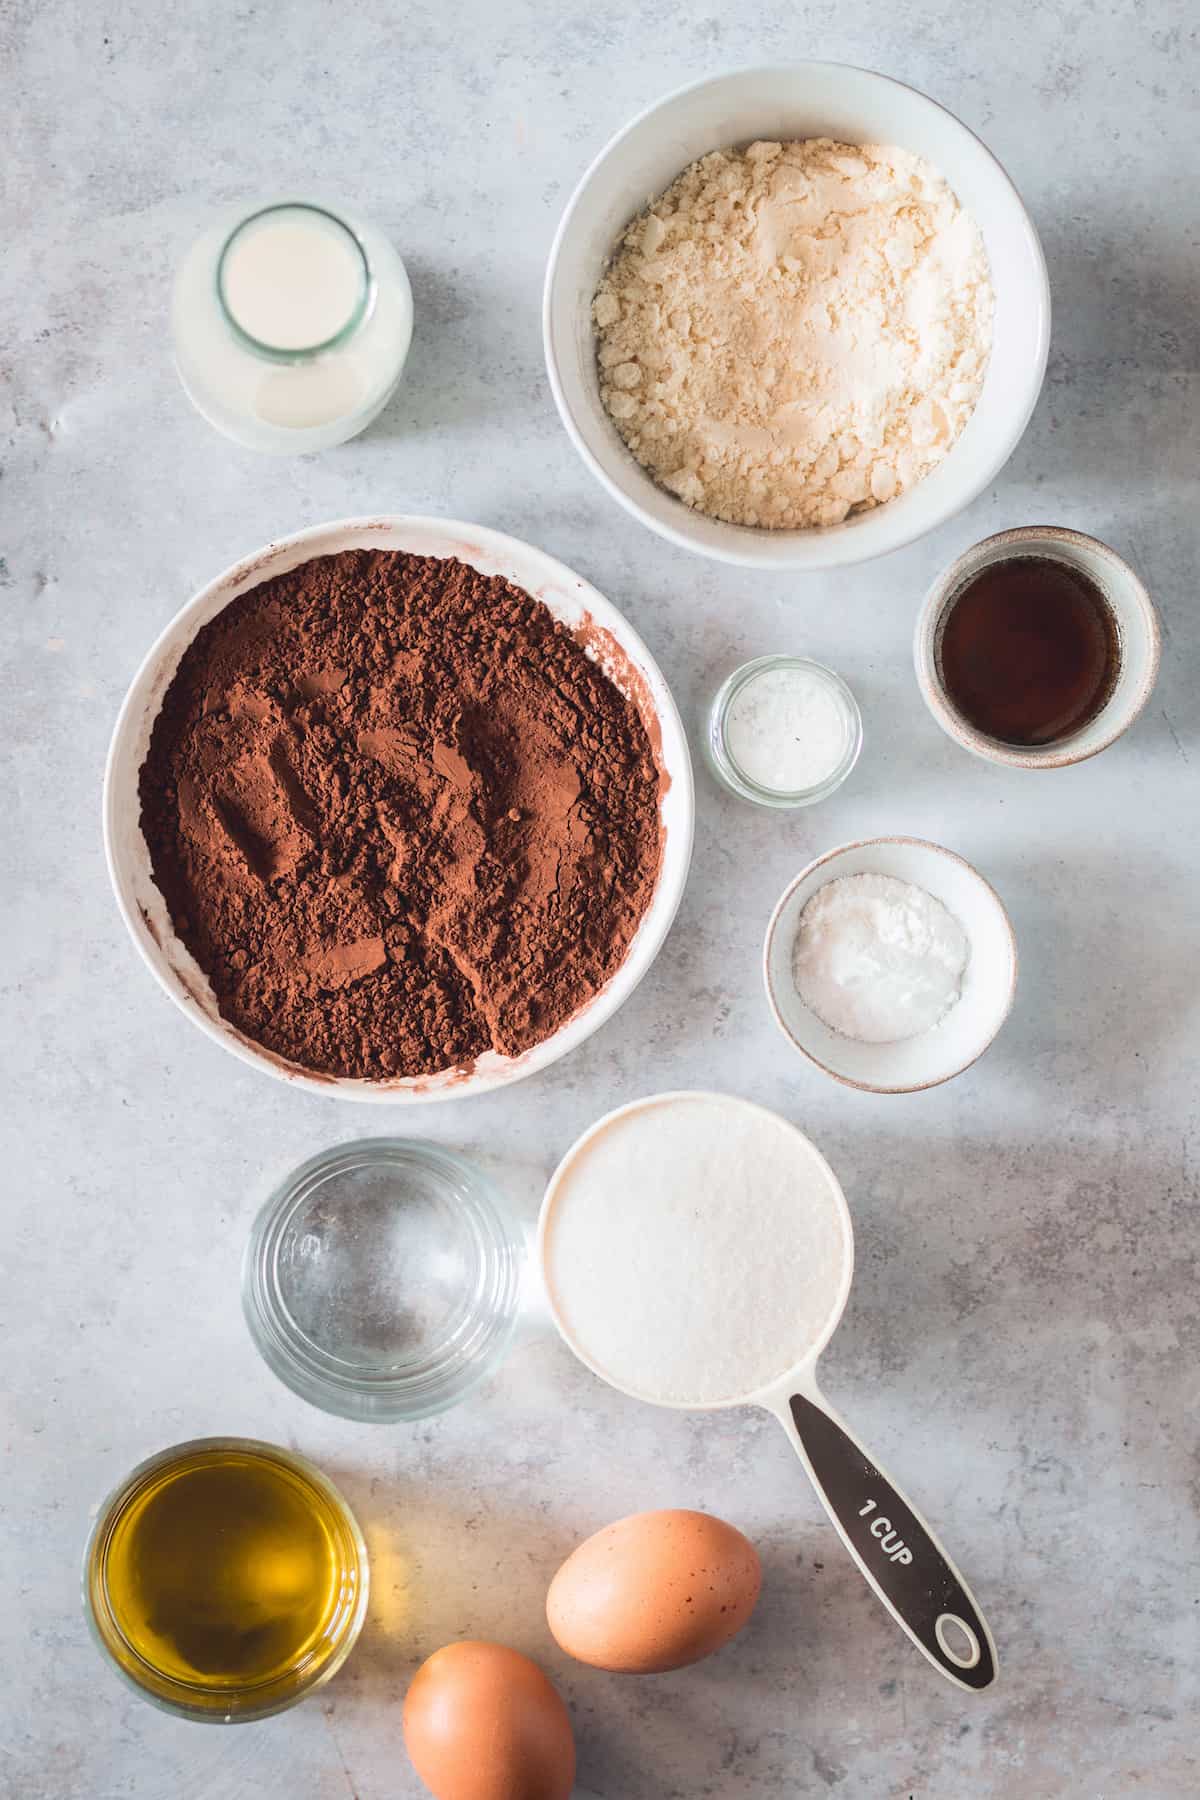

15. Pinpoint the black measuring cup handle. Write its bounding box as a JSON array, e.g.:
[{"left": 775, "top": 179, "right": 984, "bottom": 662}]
[{"left": 776, "top": 1384, "right": 997, "bottom": 1690}]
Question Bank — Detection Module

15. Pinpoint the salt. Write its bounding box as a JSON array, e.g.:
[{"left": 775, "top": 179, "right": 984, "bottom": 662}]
[
  {"left": 542, "top": 1093, "right": 850, "bottom": 1406},
  {"left": 792, "top": 873, "right": 970, "bottom": 1044},
  {"left": 724, "top": 664, "right": 849, "bottom": 793}
]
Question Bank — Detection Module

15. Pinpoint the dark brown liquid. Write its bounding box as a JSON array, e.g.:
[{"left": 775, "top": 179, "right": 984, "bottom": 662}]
[{"left": 938, "top": 556, "right": 1120, "bottom": 746}]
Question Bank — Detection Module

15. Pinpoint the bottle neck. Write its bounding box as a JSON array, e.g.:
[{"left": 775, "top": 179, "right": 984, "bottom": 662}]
[{"left": 216, "top": 202, "right": 373, "bottom": 362}]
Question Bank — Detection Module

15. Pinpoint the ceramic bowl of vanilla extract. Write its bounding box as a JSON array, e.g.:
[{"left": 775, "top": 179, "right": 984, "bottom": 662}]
[{"left": 915, "top": 526, "right": 1160, "bottom": 768}]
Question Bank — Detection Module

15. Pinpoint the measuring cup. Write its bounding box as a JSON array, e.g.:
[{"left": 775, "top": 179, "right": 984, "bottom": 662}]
[{"left": 537, "top": 1092, "right": 996, "bottom": 1691}]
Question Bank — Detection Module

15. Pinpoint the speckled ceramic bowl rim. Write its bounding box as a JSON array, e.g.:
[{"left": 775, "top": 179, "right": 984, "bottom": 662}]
[
  {"left": 915, "top": 525, "right": 1162, "bottom": 768},
  {"left": 762, "top": 835, "right": 1018, "bottom": 1094}
]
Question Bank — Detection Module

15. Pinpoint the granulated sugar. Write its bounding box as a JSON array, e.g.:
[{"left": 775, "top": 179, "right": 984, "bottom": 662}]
[
  {"left": 594, "top": 138, "right": 993, "bottom": 529},
  {"left": 542, "top": 1094, "right": 850, "bottom": 1406},
  {"left": 792, "top": 872, "right": 970, "bottom": 1043}
]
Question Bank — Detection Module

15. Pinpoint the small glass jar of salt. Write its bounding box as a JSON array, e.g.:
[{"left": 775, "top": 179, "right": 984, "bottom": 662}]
[{"left": 707, "top": 656, "right": 862, "bottom": 808}]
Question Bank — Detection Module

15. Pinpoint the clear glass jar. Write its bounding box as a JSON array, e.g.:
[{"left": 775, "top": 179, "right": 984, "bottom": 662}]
[
  {"left": 84, "top": 1438, "right": 368, "bottom": 1722},
  {"left": 172, "top": 200, "right": 413, "bottom": 453},
  {"left": 242, "top": 1139, "right": 526, "bottom": 1422},
  {"left": 706, "top": 656, "right": 863, "bottom": 809}
]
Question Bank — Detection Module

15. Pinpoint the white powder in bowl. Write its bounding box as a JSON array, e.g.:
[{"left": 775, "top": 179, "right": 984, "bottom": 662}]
[
  {"left": 724, "top": 664, "right": 850, "bottom": 793},
  {"left": 792, "top": 872, "right": 970, "bottom": 1043},
  {"left": 541, "top": 1093, "right": 850, "bottom": 1406},
  {"left": 594, "top": 138, "right": 993, "bottom": 529}
]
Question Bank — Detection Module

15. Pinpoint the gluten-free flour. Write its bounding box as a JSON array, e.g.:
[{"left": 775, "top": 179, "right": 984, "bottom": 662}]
[
  {"left": 594, "top": 139, "right": 993, "bottom": 528},
  {"left": 541, "top": 1093, "right": 850, "bottom": 1406}
]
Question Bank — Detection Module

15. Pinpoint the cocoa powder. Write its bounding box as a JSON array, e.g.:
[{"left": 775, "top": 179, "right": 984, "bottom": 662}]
[{"left": 138, "top": 550, "right": 664, "bottom": 1079}]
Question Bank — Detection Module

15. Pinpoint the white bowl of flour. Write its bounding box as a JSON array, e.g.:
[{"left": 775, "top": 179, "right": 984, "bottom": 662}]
[
  {"left": 763, "top": 837, "right": 1017, "bottom": 1091},
  {"left": 544, "top": 64, "right": 1049, "bottom": 569}
]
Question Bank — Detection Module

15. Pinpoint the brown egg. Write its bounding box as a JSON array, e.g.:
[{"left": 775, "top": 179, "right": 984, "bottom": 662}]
[
  {"left": 546, "top": 1508, "right": 761, "bottom": 1674},
  {"left": 402, "top": 1640, "right": 575, "bottom": 1800}
]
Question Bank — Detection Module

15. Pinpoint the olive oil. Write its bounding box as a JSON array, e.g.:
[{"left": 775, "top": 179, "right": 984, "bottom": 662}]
[{"left": 86, "top": 1440, "right": 367, "bottom": 1719}]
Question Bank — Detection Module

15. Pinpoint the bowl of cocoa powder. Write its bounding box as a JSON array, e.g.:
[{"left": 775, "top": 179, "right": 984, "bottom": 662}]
[{"left": 104, "top": 517, "right": 692, "bottom": 1099}]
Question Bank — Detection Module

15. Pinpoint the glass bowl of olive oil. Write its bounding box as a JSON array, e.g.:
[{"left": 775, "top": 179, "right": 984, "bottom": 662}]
[{"left": 84, "top": 1438, "right": 368, "bottom": 1721}]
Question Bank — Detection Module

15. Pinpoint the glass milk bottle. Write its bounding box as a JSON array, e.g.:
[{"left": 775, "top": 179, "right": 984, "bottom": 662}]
[{"left": 172, "top": 201, "right": 413, "bottom": 453}]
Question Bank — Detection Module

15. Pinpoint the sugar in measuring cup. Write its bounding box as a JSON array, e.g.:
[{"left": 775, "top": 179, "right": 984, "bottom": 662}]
[{"left": 538, "top": 1091, "right": 997, "bottom": 1690}]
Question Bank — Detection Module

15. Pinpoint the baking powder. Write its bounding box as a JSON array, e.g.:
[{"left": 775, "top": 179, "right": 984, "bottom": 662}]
[{"left": 792, "top": 873, "right": 970, "bottom": 1043}]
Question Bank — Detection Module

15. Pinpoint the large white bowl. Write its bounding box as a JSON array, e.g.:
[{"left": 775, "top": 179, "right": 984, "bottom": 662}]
[
  {"left": 544, "top": 64, "right": 1051, "bottom": 571},
  {"left": 103, "top": 517, "right": 694, "bottom": 1102},
  {"left": 763, "top": 837, "right": 1017, "bottom": 1093}
]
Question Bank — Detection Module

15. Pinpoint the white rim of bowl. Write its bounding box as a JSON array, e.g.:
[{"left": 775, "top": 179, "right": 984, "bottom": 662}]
[
  {"left": 543, "top": 61, "right": 1052, "bottom": 570},
  {"left": 102, "top": 515, "right": 695, "bottom": 1102},
  {"left": 761, "top": 835, "right": 1019, "bottom": 1094},
  {"left": 914, "top": 525, "right": 1163, "bottom": 768}
]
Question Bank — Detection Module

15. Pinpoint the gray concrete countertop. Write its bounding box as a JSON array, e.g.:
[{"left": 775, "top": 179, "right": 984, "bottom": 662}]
[{"left": 3, "top": 2, "right": 1198, "bottom": 1794}]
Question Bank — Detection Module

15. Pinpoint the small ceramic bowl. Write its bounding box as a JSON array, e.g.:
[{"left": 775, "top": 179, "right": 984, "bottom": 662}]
[
  {"left": 544, "top": 63, "right": 1050, "bottom": 570},
  {"left": 915, "top": 526, "right": 1161, "bottom": 768},
  {"left": 763, "top": 837, "right": 1017, "bottom": 1093}
]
